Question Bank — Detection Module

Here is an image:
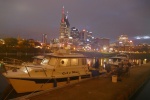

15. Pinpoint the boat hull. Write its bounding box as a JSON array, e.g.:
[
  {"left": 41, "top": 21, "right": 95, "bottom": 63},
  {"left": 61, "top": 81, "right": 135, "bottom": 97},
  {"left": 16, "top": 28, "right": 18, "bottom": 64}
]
[
  {"left": 9, "top": 78, "right": 54, "bottom": 93},
  {"left": 8, "top": 75, "right": 91, "bottom": 93}
]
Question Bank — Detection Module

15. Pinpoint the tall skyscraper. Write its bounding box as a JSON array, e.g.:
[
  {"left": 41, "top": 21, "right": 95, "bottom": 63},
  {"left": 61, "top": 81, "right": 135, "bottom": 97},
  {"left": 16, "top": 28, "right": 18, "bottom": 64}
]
[
  {"left": 86, "top": 31, "right": 93, "bottom": 42},
  {"left": 79, "top": 29, "right": 87, "bottom": 41},
  {"left": 99, "top": 38, "right": 110, "bottom": 47},
  {"left": 70, "top": 27, "right": 80, "bottom": 39},
  {"left": 59, "top": 6, "right": 70, "bottom": 42},
  {"left": 118, "top": 35, "right": 130, "bottom": 46}
]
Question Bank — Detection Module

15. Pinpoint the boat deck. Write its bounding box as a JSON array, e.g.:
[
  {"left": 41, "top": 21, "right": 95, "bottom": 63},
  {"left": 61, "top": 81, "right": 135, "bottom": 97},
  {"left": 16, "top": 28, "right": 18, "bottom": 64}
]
[{"left": 13, "top": 63, "right": 150, "bottom": 100}]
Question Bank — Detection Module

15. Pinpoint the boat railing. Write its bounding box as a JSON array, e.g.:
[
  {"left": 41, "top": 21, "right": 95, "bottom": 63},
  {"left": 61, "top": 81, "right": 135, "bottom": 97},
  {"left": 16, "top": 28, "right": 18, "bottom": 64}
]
[
  {"left": 2, "top": 57, "right": 23, "bottom": 65},
  {"left": 0, "top": 62, "right": 7, "bottom": 74},
  {"left": 50, "top": 59, "right": 59, "bottom": 77},
  {"left": 83, "top": 65, "right": 89, "bottom": 74},
  {"left": 25, "top": 66, "right": 31, "bottom": 77},
  {"left": 42, "top": 68, "right": 47, "bottom": 77}
]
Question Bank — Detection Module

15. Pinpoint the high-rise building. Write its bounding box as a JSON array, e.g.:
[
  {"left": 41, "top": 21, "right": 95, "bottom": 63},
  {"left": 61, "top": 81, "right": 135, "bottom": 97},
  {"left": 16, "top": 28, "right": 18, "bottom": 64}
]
[
  {"left": 99, "top": 38, "right": 110, "bottom": 47},
  {"left": 117, "top": 35, "right": 133, "bottom": 46},
  {"left": 86, "top": 31, "right": 93, "bottom": 42},
  {"left": 118, "top": 35, "right": 128, "bottom": 43},
  {"left": 42, "top": 34, "right": 47, "bottom": 44},
  {"left": 79, "top": 29, "right": 87, "bottom": 41},
  {"left": 91, "top": 38, "right": 110, "bottom": 51},
  {"left": 59, "top": 6, "right": 70, "bottom": 42},
  {"left": 70, "top": 27, "right": 80, "bottom": 39}
]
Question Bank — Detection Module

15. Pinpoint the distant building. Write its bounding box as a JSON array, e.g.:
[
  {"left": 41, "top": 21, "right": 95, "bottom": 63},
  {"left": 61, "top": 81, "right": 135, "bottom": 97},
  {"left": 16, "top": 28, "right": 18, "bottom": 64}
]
[
  {"left": 59, "top": 6, "right": 70, "bottom": 42},
  {"left": 70, "top": 27, "right": 80, "bottom": 39},
  {"left": 90, "top": 38, "right": 109, "bottom": 51},
  {"left": 42, "top": 34, "right": 47, "bottom": 44},
  {"left": 86, "top": 31, "right": 93, "bottom": 43},
  {"left": 117, "top": 35, "right": 133, "bottom": 46},
  {"left": 99, "top": 38, "right": 110, "bottom": 47},
  {"left": 79, "top": 29, "right": 87, "bottom": 41},
  {"left": 118, "top": 35, "right": 128, "bottom": 43}
]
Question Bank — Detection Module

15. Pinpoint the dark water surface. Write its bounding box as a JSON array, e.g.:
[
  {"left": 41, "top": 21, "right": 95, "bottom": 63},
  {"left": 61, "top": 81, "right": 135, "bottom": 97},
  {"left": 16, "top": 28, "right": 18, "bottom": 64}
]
[{"left": 132, "top": 80, "right": 150, "bottom": 100}]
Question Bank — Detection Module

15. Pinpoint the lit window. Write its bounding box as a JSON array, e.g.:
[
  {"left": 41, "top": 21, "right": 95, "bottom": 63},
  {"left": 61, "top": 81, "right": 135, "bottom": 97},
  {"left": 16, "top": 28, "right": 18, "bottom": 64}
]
[
  {"left": 71, "top": 59, "right": 78, "bottom": 66},
  {"left": 60, "top": 59, "right": 69, "bottom": 67},
  {"left": 41, "top": 58, "right": 49, "bottom": 65},
  {"left": 48, "top": 58, "right": 57, "bottom": 66}
]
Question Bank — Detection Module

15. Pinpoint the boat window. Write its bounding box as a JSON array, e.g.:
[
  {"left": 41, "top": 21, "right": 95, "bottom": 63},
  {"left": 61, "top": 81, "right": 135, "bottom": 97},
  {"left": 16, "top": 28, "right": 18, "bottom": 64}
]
[
  {"left": 109, "top": 58, "right": 117, "bottom": 62},
  {"left": 118, "top": 59, "right": 122, "bottom": 62},
  {"left": 71, "top": 58, "right": 78, "bottom": 66},
  {"left": 33, "top": 59, "right": 42, "bottom": 64},
  {"left": 60, "top": 59, "right": 69, "bottom": 67},
  {"left": 41, "top": 58, "right": 49, "bottom": 65},
  {"left": 110, "top": 58, "right": 115, "bottom": 62},
  {"left": 82, "top": 58, "right": 86, "bottom": 65},
  {"left": 78, "top": 58, "right": 86, "bottom": 65},
  {"left": 48, "top": 58, "right": 57, "bottom": 66}
]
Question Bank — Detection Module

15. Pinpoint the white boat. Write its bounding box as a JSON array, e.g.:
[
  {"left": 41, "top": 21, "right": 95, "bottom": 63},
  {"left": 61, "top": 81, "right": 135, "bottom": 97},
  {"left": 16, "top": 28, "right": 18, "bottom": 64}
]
[
  {"left": 108, "top": 56, "right": 128, "bottom": 66},
  {"left": 31, "top": 55, "right": 45, "bottom": 65},
  {"left": 2, "top": 49, "right": 91, "bottom": 93},
  {"left": 116, "top": 53, "right": 129, "bottom": 59},
  {"left": 104, "top": 56, "right": 129, "bottom": 72}
]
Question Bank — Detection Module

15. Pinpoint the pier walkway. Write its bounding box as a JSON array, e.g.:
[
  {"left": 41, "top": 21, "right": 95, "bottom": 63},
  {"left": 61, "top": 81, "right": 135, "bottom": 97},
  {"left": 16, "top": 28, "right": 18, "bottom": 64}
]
[{"left": 13, "top": 63, "right": 150, "bottom": 100}]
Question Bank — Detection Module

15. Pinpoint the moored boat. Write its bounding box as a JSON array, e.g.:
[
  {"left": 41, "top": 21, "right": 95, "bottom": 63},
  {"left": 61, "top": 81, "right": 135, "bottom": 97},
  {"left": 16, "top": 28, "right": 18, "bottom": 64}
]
[
  {"left": 1, "top": 55, "right": 45, "bottom": 70},
  {"left": 116, "top": 53, "right": 129, "bottom": 59},
  {"left": 108, "top": 56, "right": 128, "bottom": 66},
  {"left": 2, "top": 49, "right": 91, "bottom": 93}
]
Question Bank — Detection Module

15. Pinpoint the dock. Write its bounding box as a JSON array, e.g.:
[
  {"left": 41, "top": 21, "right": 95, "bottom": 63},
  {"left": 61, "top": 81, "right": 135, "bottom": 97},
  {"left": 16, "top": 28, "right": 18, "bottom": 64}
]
[{"left": 12, "top": 63, "right": 150, "bottom": 100}]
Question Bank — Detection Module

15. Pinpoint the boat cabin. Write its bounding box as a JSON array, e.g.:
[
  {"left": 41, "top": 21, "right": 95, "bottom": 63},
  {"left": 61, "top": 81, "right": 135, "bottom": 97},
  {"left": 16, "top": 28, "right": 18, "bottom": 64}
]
[
  {"left": 116, "top": 53, "right": 129, "bottom": 59},
  {"left": 41, "top": 53, "right": 87, "bottom": 67},
  {"left": 2, "top": 49, "right": 91, "bottom": 93},
  {"left": 108, "top": 56, "right": 128, "bottom": 66}
]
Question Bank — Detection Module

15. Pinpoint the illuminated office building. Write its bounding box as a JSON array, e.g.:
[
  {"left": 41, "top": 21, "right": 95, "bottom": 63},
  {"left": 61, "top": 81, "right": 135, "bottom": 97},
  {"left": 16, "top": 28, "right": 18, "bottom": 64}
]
[{"left": 59, "top": 6, "right": 70, "bottom": 42}]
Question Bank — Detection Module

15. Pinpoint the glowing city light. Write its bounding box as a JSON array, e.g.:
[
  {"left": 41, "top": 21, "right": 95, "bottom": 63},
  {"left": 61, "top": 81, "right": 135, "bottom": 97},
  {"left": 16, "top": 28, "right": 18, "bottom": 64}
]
[
  {"left": 135, "top": 36, "right": 150, "bottom": 40},
  {"left": 143, "top": 36, "right": 150, "bottom": 39},
  {"left": 83, "top": 29, "right": 86, "bottom": 31}
]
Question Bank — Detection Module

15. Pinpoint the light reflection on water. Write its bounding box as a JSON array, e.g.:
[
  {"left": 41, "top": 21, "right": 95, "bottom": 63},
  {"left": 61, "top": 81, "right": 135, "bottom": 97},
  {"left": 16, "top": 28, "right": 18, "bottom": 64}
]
[{"left": 87, "top": 58, "right": 147, "bottom": 68}]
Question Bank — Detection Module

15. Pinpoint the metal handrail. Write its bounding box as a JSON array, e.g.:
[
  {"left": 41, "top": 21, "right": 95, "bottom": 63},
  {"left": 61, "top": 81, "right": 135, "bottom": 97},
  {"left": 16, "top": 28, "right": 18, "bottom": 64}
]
[
  {"left": 25, "top": 66, "right": 31, "bottom": 77},
  {"left": 0, "top": 62, "right": 7, "bottom": 74},
  {"left": 3, "top": 86, "right": 14, "bottom": 100},
  {"left": 42, "top": 68, "right": 47, "bottom": 77},
  {"left": 3, "top": 57, "right": 23, "bottom": 65},
  {"left": 83, "top": 65, "right": 89, "bottom": 74},
  {"left": 51, "top": 58, "right": 58, "bottom": 77}
]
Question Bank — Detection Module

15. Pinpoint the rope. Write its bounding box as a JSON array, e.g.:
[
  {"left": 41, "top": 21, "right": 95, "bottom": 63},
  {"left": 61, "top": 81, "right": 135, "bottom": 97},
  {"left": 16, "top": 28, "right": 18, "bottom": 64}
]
[
  {"left": 25, "top": 78, "right": 52, "bottom": 98},
  {"left": 24, "top": 58, "right": 59, "bottom": 98},
  {"left": 3, "top": 87, "right": 14, "bottom": 100}
]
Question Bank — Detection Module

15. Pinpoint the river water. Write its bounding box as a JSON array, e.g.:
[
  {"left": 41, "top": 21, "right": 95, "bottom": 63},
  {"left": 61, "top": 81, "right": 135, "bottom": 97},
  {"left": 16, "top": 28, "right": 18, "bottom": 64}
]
[{"left": 131, "top": 80, "right": 150, "bottom": 100}]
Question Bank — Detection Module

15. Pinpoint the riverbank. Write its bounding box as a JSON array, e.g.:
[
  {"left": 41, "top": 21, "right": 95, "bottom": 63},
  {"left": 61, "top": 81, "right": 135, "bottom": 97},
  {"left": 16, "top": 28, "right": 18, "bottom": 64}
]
[{"left": 12, "top": 62, "right": 150, "bottom": 100}]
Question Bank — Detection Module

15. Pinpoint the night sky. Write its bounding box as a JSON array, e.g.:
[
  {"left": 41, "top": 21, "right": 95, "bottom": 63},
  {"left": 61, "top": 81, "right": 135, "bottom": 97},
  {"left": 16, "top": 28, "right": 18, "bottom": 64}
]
[{"left": 0, "top": 0, "right": 150, "bottom": 43}]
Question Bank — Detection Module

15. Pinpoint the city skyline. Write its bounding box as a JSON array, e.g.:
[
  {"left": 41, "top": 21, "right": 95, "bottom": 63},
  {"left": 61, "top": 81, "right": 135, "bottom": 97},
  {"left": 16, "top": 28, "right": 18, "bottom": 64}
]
[{"left": 0, "top": 0, "right": 150, "bottom": 44}]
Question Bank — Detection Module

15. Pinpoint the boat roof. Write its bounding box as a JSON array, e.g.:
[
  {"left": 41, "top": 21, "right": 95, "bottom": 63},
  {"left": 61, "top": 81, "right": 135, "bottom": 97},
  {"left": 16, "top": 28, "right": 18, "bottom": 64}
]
[
  {"left": 116, "top": 53, "right": 129, "bottom": 58},
  {"left": 116, "top": 53, "right": 128, "bottom": 56},
  {"left": 46, "top": 53, "right": 86, "bottom": 58},
  {"left": 109, "top": 56, "right": 128, "bottom": 59},
  {"left": 43, "top": 49, "right": 86, "bottom": 58},
  {"left": 32, "top": 55, "right": 45, "bottom": 59}
]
